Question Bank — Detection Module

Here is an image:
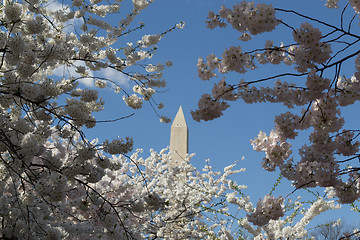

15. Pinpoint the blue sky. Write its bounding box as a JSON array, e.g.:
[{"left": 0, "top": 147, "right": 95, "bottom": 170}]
[{"left": 82, "top": 0, "right": 360, "bottom": 228}]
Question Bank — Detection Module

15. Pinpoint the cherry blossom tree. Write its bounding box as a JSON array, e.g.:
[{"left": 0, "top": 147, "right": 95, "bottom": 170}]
[
  {"left": 193, "top": 0, "right": 360, "bottom": 211},
  {"left": 0, "top": 0, "right": 187, "bottom": 238}
]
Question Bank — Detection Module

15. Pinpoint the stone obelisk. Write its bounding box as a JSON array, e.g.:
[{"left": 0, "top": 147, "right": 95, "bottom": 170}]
[{"left": 170, "top": 106, "right": 189, "bottom": 166}]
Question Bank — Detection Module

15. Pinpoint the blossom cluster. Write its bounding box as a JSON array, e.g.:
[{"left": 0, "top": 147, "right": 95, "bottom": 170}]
[
  {"left": 206, "top": 1, "right": 279, "bottom": 37},
  {"left": 191, "top": 94, "right": 230, "bottom": 122},
  {"left": 292, "top": 23, "right": 332, "bottom": 72},
  {"left": 349, "top": 0, "right": 360, "bottom": 13},
  {"left": 247, "top": 195, "right": 285, "bottom": 226},
  {"left": 325, "top": 0, "right": 340, "bottom": 8}
]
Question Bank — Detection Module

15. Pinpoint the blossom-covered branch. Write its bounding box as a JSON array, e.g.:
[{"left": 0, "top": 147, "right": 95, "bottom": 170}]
[{"left": 193, "top": 0, "right": 360, "bottom": 206}]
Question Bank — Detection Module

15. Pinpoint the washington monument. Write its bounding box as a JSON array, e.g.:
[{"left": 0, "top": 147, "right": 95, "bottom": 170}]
[{"left": 170, "top": 106, "right": 189, "bottom": 166}]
